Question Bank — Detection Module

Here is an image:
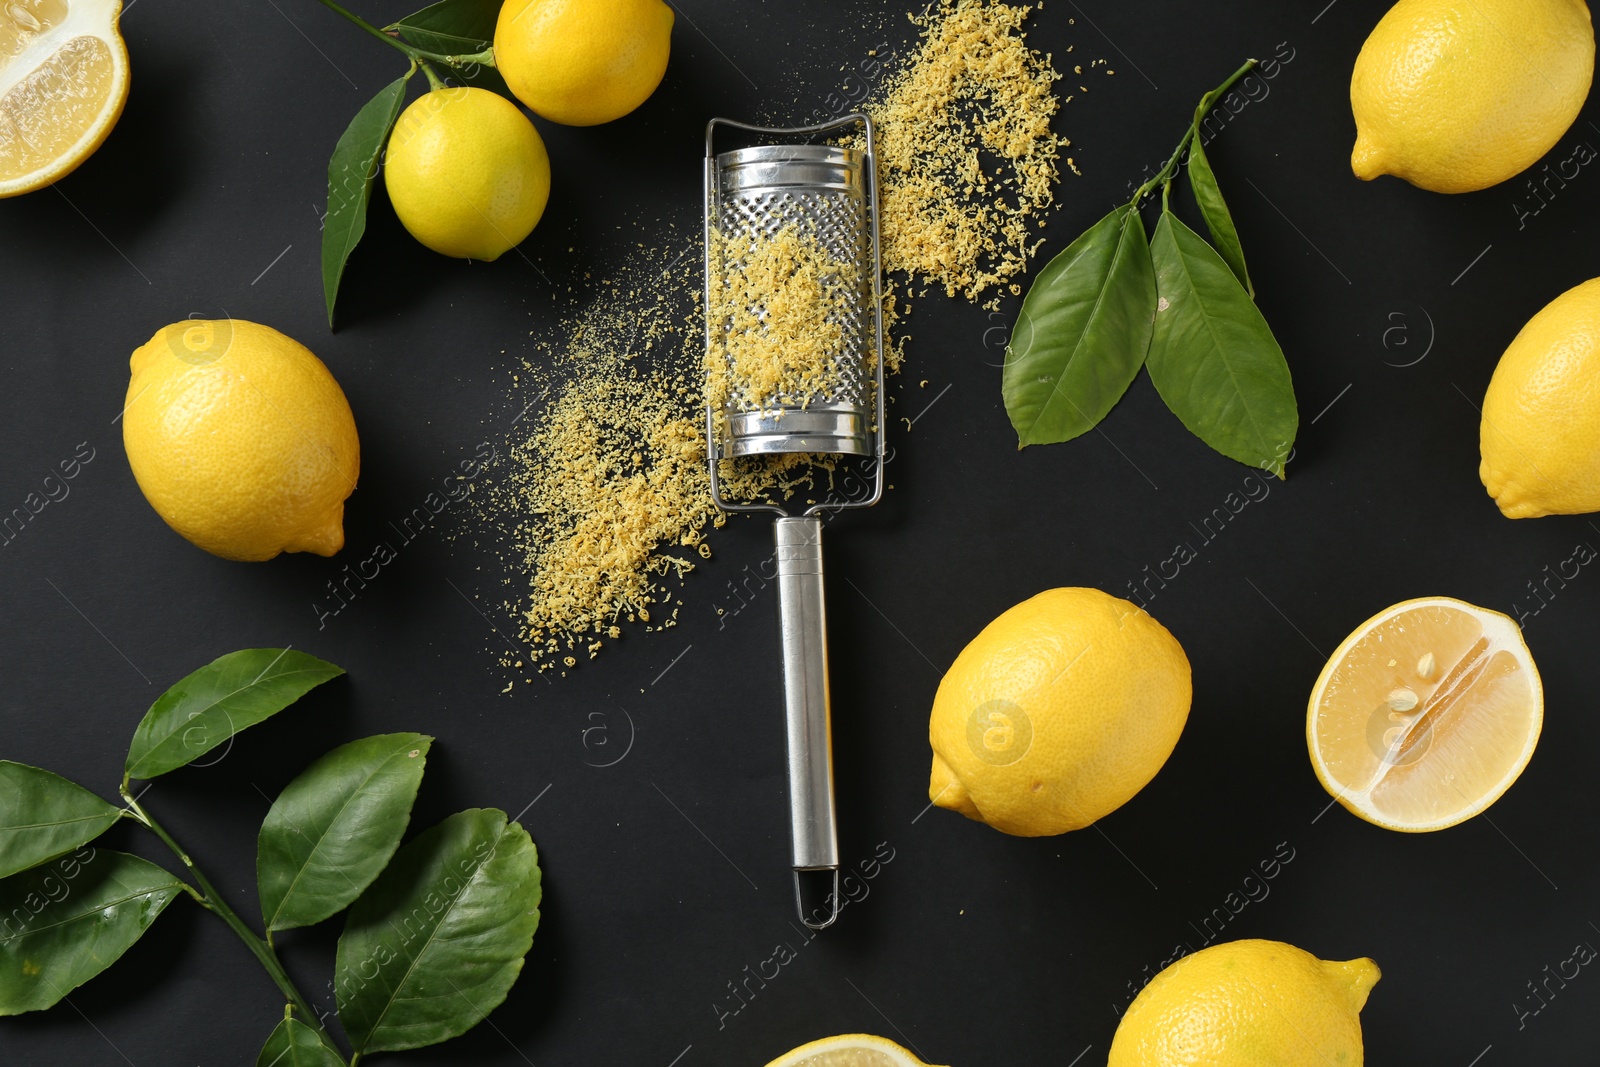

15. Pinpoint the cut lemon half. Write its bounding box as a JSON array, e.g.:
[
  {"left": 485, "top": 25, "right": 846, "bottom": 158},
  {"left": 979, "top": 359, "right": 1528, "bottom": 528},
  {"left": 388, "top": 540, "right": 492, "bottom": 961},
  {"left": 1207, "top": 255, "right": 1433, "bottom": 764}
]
[
  {"left": 0, "top": 0, "right": 129, "bottom": 197},
  {"left": 764, "top": 1034, "right": 947, "bottom": 1067},
  {"left": 1307, "top": 596, "right": 1542, "bottom": 832}
]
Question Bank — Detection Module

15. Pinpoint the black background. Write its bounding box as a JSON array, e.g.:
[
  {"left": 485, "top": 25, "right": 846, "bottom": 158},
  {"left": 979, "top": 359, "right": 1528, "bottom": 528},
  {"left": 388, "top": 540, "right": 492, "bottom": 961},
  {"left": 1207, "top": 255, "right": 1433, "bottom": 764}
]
[{"left": 3, "top": 0, "right": 1598, "bottom": 1063}]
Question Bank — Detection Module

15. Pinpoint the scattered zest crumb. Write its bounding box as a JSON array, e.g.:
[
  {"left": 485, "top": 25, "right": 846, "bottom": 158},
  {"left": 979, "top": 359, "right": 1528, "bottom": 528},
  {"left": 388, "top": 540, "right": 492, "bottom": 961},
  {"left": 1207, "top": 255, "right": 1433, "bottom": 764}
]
[{"left": 869, "top": 0, "right": 1070, "bottom": 306}]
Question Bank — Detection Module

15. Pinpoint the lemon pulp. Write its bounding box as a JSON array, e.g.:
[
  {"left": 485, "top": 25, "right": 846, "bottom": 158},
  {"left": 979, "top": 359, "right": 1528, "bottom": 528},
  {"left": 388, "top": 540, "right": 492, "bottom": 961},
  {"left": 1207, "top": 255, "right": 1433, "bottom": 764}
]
[{"left": 0, "top": 0, "right": 128, "bottom": 195}]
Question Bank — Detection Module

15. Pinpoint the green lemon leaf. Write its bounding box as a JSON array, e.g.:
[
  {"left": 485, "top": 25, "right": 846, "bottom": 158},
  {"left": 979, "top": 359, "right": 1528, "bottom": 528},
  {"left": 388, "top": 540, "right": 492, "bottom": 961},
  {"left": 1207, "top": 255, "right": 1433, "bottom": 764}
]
[
  {"left": 1187, "top": 138, "right": 1253, "bottom": 298},
  {"left": 322, "top": 75, "right": 410, "bottom": 329},
  {"left": 258, "top": 733, "right": 433, "bottom": 933},
  {"left": 0, "top": 763, "right": 123, "bottom": 879},
  {"left": 1003, "top": 205, "right": 1158, "bottom": 446},
  {"left": 257, "top": 1014, "right": 347, "bottom": 1067},
  {"left": 125, "top": 650, "right": 345, "bottom": 781},
  {"left": 336, "top": 808, "right": 541, "bottom": 1054},
  {"left": 0, "top": 849, "right": 184, "bottom": 1015},
  {"left": 1148, "top": 210, "right": 1297, "bottom": 477},
  {"left": 394, "top": 0, "right": 497, "bottom": 54},
  {"left": 393, "top": 0, "right": 509, "bottom": 93}
]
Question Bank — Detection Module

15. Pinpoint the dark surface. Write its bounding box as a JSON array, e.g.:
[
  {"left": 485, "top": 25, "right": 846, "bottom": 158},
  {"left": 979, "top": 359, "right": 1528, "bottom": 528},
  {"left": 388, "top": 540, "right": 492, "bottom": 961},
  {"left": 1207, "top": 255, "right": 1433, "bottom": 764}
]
[{"left": 2, "top": 0, "right": 1597, "bottom": 1063}]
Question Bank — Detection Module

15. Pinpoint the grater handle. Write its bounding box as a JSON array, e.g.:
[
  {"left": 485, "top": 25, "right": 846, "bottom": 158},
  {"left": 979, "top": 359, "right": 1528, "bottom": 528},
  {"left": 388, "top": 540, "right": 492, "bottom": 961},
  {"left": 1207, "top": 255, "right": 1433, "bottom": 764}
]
[{"left": 774, "top": 515, "right": 841, "bottom": 929}]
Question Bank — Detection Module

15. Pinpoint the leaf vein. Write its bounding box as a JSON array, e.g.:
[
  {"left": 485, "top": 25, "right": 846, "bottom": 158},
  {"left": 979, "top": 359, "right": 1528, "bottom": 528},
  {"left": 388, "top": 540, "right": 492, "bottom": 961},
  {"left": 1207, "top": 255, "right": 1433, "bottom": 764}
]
[
  {"left": 132, "top": 664, "right": 339, "bottom": 773},
  {"left": 0, "top": 884, "right": 180, "bottom": 944},
  {"left": 266, "top": 740, "right": 420, "bottom": 929},
  {"left": 1023, "top": 208, "right": 1145, "bottom": 439},
  {"left": 1167, "top": 226, "right": 1278, "bottom": 452},
  {"left": 355, "top": 829, "right": 506, "bottom": 1046}
]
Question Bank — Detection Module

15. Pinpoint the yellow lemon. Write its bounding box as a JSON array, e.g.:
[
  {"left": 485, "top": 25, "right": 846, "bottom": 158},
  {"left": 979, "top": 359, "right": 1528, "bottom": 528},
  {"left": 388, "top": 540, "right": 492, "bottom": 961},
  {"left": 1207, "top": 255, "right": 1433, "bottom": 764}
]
[
  {"left": 1351, "top": 0, "right": 1594, "bottom": 193},
  {"left": 383, "top": 86, "right": 550, "bottom": 261},
  {"left": 763, "top": 1034, "right": 945, "bottom": 1067},
  {"left": 928, "top": 588, "right": 1190, "bottom": 837},
  {"left": 123, "top": 320, "right": 359, "bottom": 562},
  {"left": 1480, "top": 277, "right": 1600, "bottom": 517},
  {"left": 1307, "top": 596, "right": 1542, "bottom": 832},
  {"left": 0, "top": 0, "right": 129, "bottom": 196},
  {"left": 494, "top": 0, "right": 673, "bottom": 126},
  {"left": 1109, "top": 940, "right": 1380, "bottom": 1067}
]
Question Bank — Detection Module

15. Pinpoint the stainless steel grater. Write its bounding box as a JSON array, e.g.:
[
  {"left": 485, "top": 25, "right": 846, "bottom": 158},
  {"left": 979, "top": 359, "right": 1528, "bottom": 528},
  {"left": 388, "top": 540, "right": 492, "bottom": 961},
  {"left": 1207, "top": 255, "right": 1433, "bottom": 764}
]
[{"left": 703, "top": 114, "right": 887, "bottom": 930}]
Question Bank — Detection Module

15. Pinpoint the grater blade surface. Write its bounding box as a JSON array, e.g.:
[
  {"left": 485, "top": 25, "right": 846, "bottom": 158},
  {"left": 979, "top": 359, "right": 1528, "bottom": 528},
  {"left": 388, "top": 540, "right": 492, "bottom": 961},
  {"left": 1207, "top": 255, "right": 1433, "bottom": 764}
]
[{"left": 707, "top": 143, "right": 877, "bottom": 458}]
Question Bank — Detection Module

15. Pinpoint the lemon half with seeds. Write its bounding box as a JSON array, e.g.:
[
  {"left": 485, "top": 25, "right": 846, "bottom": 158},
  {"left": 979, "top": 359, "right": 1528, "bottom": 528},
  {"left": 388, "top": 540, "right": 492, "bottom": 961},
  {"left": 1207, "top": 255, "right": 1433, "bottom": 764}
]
[
  {"left": 763, "top": 1034, "right": 945, "bottom": 1067},
  {"left": 0, "top": 0, "right": 130, "bottom": 196},
  {"left": 1307, "top": 596, "right": 1542, "bottom": 831}
]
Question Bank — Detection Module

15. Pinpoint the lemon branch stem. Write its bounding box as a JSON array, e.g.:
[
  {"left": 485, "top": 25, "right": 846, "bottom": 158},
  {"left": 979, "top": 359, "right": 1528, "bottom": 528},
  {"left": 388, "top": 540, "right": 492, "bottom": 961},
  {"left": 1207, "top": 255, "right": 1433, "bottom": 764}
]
[
  {"left": 1133, "top": 58, "right": 1258, "bottom": 208},
  {"left": 312, "top": 0, "right": 496, "bottom": 69},
  {"left": 122, "top": 788, "right": 343, "bottom": 1058}
]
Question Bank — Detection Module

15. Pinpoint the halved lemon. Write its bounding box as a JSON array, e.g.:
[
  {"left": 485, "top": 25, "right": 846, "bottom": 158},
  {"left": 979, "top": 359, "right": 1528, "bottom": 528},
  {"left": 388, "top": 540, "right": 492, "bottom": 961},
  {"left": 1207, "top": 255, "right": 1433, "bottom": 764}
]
[
  {"left": 1307, "top": 596, "right": 1542, "bottom": 832},
  {"left": 0, "top": 0, "right": 129, "bottom": 197},
  {"left": 764, "top": 1034, "right": 947, "bottom": 1067}
]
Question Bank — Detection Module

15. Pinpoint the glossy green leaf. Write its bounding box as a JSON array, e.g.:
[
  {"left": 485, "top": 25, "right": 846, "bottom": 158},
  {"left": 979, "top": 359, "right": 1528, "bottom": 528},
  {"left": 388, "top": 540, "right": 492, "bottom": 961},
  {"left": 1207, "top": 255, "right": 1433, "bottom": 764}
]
[
  {"left": 259, "top": 733, "right": 433, "bottom": 932},
  {"left": 125, "top": 649, "right": 345, "bottom": 781},
  {"left": 257, "top": 1013, "right": 347, "bottom": 1067},
  {"left": 0, "top": 849, "right": 183, "bottom": 1015},
  {"left": 1148, "top": 211, "right": 1298, "bottom": 477},
  {"left": 336, "top": 808, "right": 541, "bottom": 1054},
  {"left": 322, "top": 75, "right": 410, "bottom": 329},
  {"left": 1004, "top": 205, "right": 1158, "bottom": 446},
  {"left": 394, "top": 0, "right": 509, "bottom": 94},
  {"left": 394, "top": 0, "right": 499, "bottom": 52},
  {"left": 1187, "top": 138, "right": 1252, "bottom": 298},
  {"left": 0, "top": 763, "right": 122, "bottom": 879}
]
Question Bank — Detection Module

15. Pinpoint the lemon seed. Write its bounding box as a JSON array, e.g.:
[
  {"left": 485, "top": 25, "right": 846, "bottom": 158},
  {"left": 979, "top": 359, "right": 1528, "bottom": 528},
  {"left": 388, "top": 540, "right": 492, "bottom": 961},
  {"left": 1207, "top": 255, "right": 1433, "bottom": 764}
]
[{"left": 1387, "top": 687, "right": 1420, "bottom": 713}]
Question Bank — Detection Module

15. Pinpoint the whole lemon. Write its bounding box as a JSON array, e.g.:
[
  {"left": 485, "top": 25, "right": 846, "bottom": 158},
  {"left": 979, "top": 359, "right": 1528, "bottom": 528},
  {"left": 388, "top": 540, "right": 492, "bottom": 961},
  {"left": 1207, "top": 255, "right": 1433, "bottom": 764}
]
[
  {"left": 1480, "top": 277, "right": 1600, "bottom": 516},
  {"left": 928, "top": 588, "right": 1191, "bottom": 837},
  {"left": 383, "top": 87, "right": 550, "bottom": 260},
  {"left": 494, "top": 0, "right": 674, "bottom": 126},
  {"left": 123, "top": 320, "right": 359, "bottom": 562},
  {"left": 1109, "top": 940, "right": 1380, "bottom": 1067},
  {"left": 1351, "top": 0, "right": 1594, "bottom": 193}
]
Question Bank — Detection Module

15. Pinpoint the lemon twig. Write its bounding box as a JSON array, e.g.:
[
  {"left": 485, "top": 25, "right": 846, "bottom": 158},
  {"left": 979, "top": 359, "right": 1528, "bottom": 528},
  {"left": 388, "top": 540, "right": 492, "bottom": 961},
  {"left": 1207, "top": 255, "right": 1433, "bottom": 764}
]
[
  {"left": 122, "top": 787, "right": 344, "bottom": 1058},
  {"left": 312, "top": 0, "right": 496, "bottom": 70},
  {"left": 1131, "top": 58, "right": 1259, "bottom": 208}
]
